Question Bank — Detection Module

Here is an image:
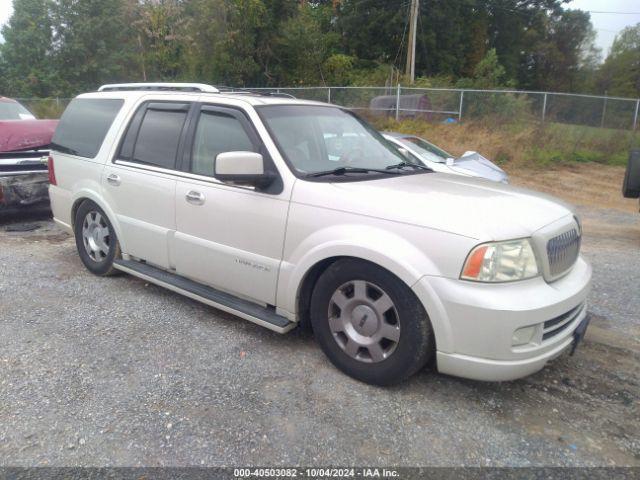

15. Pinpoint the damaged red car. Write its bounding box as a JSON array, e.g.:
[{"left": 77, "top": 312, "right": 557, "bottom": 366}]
[{"left": 0, "top": 97, "right": 58, "bottom": 214}]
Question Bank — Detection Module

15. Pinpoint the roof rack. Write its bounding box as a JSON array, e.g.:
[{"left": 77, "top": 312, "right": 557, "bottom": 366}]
[
  {"left": 98, "top": 82, "right": 219, "bottom": 93},
  {"left": 96, "top": 82, "right": 297, "bottom": 99},
  {"left": 215, "top": 86, "right": 296, "bottom": 99}
]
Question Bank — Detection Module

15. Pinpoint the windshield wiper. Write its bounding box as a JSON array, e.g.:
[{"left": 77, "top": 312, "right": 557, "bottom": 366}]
[
  {"left": 306, "top": 167, "right": 397, "bottom": 178},
  {"left": 385, "top": 161, "right": 432, "bottom": 172}
]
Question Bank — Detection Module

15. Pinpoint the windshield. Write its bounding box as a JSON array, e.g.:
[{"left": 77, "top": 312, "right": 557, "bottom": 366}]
[
  {"left": 0, "top": 100, "right": 36, "bottom": 120},
  {"left": 398, "top": 136, "right": 452, "bottom": 164},
  {"left": 258, "top": 105, "right": 407, "bottom": 176}
]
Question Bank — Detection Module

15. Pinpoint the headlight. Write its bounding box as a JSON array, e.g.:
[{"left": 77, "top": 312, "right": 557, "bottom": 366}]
[{"left": 461, "top": 239, "right": 539, "bottom": 282}]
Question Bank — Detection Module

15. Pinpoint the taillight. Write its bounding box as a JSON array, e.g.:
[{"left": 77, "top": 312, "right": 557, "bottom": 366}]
[{"left": 47, "top": 155, "right": 57, "bottom": 185}]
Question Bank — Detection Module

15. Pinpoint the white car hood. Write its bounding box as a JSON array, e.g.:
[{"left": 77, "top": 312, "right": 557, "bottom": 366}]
[{"left": 298, "top": 173, "right": 574, "bottom": 240}]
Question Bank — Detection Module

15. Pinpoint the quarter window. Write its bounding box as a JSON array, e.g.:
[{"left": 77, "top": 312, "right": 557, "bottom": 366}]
[
  {"left": 191, "top": 110, "right": 256, "bottom": 177},
  {"left": 52, "top": 98, "right": 124, "bottom": 158}
]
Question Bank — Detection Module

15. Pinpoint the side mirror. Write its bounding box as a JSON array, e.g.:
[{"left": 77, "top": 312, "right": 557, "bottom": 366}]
[
  {"left": 622, "top": 149, "right": 640, "bottom": 198},
  {"left": 214, "top": 151, "right": 275, "bottom": 189}
]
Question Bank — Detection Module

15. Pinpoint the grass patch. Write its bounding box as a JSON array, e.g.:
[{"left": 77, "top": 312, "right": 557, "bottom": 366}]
[{"left": 368, "top": 116, "right": 637, "bottom": 168}]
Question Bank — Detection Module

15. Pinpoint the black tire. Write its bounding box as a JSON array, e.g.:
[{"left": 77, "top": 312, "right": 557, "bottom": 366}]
[
  {"left": 310, "top": 259, "right": 434, "bottom": 386},
  {"left": 74, "top": 200, "right": 121, "bottom": 276}
]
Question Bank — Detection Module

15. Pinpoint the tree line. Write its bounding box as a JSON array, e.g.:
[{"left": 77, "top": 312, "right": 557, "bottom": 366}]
[{"left": 0, "top": 0, "right": 638, "bottom": 99}]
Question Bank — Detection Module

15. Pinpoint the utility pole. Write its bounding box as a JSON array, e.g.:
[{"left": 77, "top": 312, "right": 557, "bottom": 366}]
[{"left": 405, "top": 0, "right": 419, "bottom": 83}]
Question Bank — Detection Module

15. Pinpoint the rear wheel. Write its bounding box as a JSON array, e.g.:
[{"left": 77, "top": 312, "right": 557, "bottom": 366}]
[
  {"left": 74, "top": 201, "right": 121, "bottom": 276},
  {"left": 310, "top": 259, "right": 434, "bottom": 385}
]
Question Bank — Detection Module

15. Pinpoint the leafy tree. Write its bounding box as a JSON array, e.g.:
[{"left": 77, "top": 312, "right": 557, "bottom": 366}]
[
  {"left": 596, "top": 23, "right": 640, "bottom": 97},
  {"left": 336, "top": 0, "right": 406, "bottom": 66},
  {"left": 323, "top": 54, "right": 356, "bottom": 85},
  {"left": 134, "top": 0, "right": 192, "bottom": 81},
  {"left": 272, "top": 4, "right": 339, "bottom": 85},
  {"left": 215, "top": 0, "right": 266, "bottom": 86},
  {"left": 181, "top": 0, "right": 228, "bottom": 83},
  {"left": 484, "top": 0, "right": 566, "bottom": 82},
  {"left": 52, "top": 0, "right": 139, "bottom": 94},
  {"left": 417, "top": 0, "right": 481, "bottom": 78},
  {"left": 0, "top": 0, "right": 608, "bottom": 95},
  {"left": 0, "top": 0, "right": 56, "bottom": 97},
  {"left": 518, "top": 9, "right": 600, "bottom": 92},
  {"left": 460, "top": 48, "right": 509, "bottom": 88}
]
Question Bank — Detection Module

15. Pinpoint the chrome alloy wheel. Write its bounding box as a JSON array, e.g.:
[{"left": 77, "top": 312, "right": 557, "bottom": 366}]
[
  {"left": 328, "top": 280, "right": 400, "bottom": 363},
  {"left": 81, "top": 211, "right": 110, "bottom": 262}
]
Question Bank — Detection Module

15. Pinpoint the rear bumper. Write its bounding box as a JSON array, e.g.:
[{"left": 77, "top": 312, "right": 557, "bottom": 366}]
[{"left": 412, "top": 256, "right": 592, "bottom": 381}]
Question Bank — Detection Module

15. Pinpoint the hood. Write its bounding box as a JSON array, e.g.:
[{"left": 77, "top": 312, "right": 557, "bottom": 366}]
[
  {"left": 0, "top": 119, "right": 59, "bottom": 152},
  {"left": 449, "top": 152, "right": 509, "bottom": 183},
  {"left": 297, "top": 173, "right": 574, "bottom": 240}
]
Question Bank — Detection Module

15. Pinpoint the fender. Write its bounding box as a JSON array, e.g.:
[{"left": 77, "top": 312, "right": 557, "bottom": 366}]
[{"left": 276, "top": 223, "right": 442, "bottom": 316}]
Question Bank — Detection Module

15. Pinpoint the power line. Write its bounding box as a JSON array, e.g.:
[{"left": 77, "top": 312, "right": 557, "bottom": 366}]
[
  {"left": 392, "top": 2, "right": 411, "bottom": 71},
  {"left": 587, "top": 11, "right": 640, "bottom": 15}
]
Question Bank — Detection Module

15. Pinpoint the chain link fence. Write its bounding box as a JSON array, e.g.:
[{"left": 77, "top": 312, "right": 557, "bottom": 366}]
[
  {"left": 15, "top": 86, "right": 640, "bottom": 132},
  {"left": 251, "top": 86, "right": 640, "bottom": 131}
]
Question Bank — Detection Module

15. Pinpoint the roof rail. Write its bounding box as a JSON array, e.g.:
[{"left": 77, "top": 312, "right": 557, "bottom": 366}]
[
  {"left": 98, "top": 82, "right": 219, "bottom": 93},
  {"left": 215, "top": 86, "right": 296, "bottom": 99}
]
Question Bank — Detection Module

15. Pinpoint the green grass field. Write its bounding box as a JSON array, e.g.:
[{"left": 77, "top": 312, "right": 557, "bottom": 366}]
[{"left": 370, "top": 116, "right": 637, "bottom": 168}]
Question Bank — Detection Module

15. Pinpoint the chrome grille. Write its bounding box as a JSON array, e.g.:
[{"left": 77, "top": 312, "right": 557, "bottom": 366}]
[{"left": 546, "top": 228, "right": 581, "bottom": 278}]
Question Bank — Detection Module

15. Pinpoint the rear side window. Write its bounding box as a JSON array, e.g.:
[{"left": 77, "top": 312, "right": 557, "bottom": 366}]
[
  {"left": 52, "top": 98, "right": 124, "bottom": 158},
  {"left": 118, "top": 102, "right": 189, "bottom": 170}
]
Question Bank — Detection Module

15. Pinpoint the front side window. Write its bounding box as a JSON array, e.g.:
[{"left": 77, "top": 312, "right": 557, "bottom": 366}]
[
  {"left": 52, "top": 98, "right": 124, "bottom": 158},
  {"left": 191, "top": 110, "right": 256, "bottom": 177},
  {"left": 129, "top": 105, "right": 188, "bottom": 169},
  {"left": 258, "top": 105, "right": 406, "bottom": 176}
]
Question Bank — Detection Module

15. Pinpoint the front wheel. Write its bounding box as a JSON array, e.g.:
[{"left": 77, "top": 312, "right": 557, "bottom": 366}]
[
  {"left": 310, "top": 259, "right": 434, "bottom": 385},
  {"left": 74, "top": 201, "right": 121, "bottom": 276}
]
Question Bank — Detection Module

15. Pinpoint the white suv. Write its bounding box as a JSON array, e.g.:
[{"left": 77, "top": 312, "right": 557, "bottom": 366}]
[{"left": 49, "top": 83, "right": 592, "bottom": 385}]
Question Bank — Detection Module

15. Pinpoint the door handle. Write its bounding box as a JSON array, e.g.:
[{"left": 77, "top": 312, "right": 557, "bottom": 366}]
[
  {"left": 106, "top": 173, "right": 121, "bottom": 186},
  {"left": 185, "top": 190, "right": 205, "bottom": 205}
]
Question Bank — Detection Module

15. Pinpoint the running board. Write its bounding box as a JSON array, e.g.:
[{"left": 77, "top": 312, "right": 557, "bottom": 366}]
[{"left": 113, "top": 259, "right": 296, "bottom": 334}]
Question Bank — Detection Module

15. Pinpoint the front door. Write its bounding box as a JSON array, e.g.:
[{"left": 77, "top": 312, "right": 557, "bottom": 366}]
[{"left": 173, "top": 104, "right": 289, "bottom": 306}]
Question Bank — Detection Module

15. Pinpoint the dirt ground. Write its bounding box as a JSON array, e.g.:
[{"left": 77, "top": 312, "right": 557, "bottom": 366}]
[
  {"left": 0, "top": 164, "right": 638, "bottom": 467},
  {"left": 508, "top": 163, "right": 637, "bottom": 214}
]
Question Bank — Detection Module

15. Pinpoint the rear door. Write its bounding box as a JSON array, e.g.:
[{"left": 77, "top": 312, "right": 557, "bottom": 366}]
[
  {"left": 102, "top": 100, "right": 193, "bottom": 269},
  {"left": 173, "top": 104, "right": 289, "bottom": 306}
]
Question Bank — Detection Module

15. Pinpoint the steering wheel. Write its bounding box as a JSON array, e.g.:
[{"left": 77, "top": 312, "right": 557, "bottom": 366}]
[{"left": 341, "top": 147, "right": 366, "bottom": 165}]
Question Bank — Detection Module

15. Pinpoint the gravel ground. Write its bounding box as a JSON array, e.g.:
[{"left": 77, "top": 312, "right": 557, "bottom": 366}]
[{"left": 0, "top": 206, "right": 638, "bottom": 467}]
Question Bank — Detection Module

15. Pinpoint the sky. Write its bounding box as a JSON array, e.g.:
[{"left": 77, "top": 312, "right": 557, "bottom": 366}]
[
  {"left": 0, "top": 0, "right": 11, "bottom": 41},
  {"left": 567, "top": 0, "right": 640, "bottom": 55},
  {"left": 0, "top": 0, "right": 639, "bottom": 55}
]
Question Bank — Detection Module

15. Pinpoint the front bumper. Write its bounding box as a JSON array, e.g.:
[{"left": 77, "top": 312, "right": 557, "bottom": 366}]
[
  {"left": 0, "top": 172, "right": 50, "bottom": 212},
  {"left": 412, "top": 256, "right": 592, "bottom": 381}
]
